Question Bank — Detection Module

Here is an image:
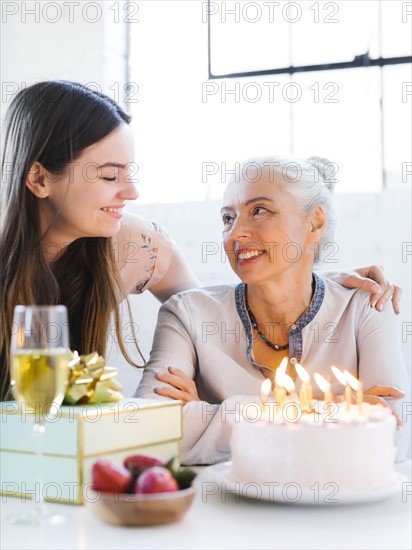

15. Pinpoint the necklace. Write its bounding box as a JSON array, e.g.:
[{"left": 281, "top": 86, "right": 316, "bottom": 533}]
[{"left": 245, "top": 289, "right": 289, "bottom": 352}]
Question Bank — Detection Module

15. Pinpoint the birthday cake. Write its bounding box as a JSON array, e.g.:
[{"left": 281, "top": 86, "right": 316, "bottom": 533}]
[{"left": 229, "top": 402, "right": 397, "bottom": 493}]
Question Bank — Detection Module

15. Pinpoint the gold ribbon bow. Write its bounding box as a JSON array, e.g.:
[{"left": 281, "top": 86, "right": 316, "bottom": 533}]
[{"left": 64, "top": 351, "right": 123, "bottom": 405}]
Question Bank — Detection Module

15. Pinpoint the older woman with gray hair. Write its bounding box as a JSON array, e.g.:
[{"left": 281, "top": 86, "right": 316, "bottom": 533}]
[{"left": 135, "top": 156, "right": 409, "bottom": 465}]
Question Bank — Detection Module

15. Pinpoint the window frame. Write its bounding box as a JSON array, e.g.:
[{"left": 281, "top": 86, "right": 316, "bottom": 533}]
[{"left": 207, "top": 0, "right": 412, "bottom": 79}]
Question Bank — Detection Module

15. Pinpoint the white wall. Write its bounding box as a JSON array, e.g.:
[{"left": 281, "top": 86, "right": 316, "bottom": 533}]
[{"left": 0, "top": 0, "right": 128, "bottom": 118}]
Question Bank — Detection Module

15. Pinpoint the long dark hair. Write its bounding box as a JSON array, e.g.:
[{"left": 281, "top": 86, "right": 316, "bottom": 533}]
[{"left": 0, "top": 81, "right": 142, "bottom": 401}]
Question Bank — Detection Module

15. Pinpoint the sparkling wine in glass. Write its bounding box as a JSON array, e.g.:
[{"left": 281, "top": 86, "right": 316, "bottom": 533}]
[{"left": 9, "top": 305, "right": 71, "bottom": 525}]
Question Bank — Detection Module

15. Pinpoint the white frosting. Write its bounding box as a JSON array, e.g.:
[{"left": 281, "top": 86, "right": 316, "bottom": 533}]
[{"left": 229, "top": 402, "right": 397, "bottom": 492}]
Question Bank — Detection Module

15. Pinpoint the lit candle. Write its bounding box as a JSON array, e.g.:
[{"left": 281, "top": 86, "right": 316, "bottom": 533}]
[
  {"left": 295, "top": 363, "right": 313, "bottom": 411},
  {"left": 274, "top": 385, "right": 286, "bottom": 416},
  {"left": 357, "top": 381, "right": 364, "bottom": 414},
  {"left": 283, "top": 374, "right": 298, "bottom": 402},
  {"left": 274, "top": 358, "right": 289, "bottom": 416},
  {"left": 260, "top": 378, "right": 272, "bottom": 417},
  {"left": 306, "top": 383, "right": 313, "bottom": 409},
  {"left": 274, "top": 370, "right": 286, "bottom": 416},
  {"left": 331, "top": 365, "right": 352, "bottom": 413},
  {"left": 277, "top": 356, "right": 288, "bottom": 378},
  {"left": 298, "top": 382, "right": 307, "bottom": 410},
  {"left": 314, "top": 373, "right": 333, "bottom": 414},
  {"left": 280, "top": 373, "right": 299, "bottom": 421},
  {"left": 344, "top": 371, "right": 363, "bottom": 415}
]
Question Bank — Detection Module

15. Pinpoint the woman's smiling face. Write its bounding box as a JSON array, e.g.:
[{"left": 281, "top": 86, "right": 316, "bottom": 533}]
[
  {"left": 222, "top": 168, "right": 317, "bottom": 285},
  {"left": 37, "top": 123, "right": 138, "bottom": 245}
]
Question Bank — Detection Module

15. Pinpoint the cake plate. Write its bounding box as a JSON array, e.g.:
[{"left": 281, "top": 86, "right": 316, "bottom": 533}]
[{"left": 201, "top": 461, "right": 409, "bottom": 506}]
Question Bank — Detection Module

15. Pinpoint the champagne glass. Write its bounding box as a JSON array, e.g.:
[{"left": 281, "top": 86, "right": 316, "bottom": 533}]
[{"left": 9, "top": 305, "right": 71, "bottom": 525}]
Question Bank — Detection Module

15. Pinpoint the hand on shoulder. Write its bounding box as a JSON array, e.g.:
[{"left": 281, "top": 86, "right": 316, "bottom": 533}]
[{"left": 322, "top": 265, "right": 401, "bottom": 314}]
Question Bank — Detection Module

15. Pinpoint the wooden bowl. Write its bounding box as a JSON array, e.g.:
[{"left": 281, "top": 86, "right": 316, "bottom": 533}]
[{"left": 88, "top": 486, "right": 196, "bottom": 526}]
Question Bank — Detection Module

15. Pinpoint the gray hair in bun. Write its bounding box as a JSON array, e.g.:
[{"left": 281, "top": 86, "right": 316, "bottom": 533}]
[
  {"left": 229, "top": 155, "right": 338, "bottom": 263},
  {"left": 307, "top": 156, "right": 338, "bottom": 193}
]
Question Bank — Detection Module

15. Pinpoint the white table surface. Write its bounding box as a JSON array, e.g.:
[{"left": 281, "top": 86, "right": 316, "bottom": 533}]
[{"left": 1, "top": 461, "right": 411, "bottom": 550}]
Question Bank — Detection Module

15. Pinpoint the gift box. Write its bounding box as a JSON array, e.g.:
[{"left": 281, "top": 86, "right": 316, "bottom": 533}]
[{"left": 0, "top": 398, "right": 183, "bottom": 504}]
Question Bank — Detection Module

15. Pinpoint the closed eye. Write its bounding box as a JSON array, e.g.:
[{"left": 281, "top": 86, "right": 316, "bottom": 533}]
[{"left": 101, "top": 177, "right": 116, "bottom": 182}]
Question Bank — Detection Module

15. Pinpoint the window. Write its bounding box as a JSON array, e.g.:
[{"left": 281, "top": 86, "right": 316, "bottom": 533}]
[
  {"left": 208, "top": 1, "right": 411, "bottom": 77},
  {"left": 129, "top": 1, "right": 411, "bottom": 203}
]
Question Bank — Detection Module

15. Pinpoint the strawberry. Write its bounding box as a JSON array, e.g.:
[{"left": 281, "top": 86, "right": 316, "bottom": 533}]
[
  {"left": 123, "top": 453, "right": 165, "bottom": 473},
  {"left": 135, "top": 466, "right": 179, "bottom": 494},
  {"left": 91, "top": 459, "right": 132, "bottom": 493}
]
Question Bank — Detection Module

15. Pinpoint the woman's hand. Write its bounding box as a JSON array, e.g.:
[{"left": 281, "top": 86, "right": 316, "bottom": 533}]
[
  {"left": 326, "top": 265, "right": 401, "bottom": 314},
  {"left": 155, "top": 367, "right": 200, "bottom": 403},
  {"left": 363, "top": 385, "right": 405, "bottom": 427}
]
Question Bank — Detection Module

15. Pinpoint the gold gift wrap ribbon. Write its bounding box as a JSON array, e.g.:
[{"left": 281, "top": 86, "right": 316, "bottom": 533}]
[{"left": 64, "top": 351, "right": 123, "bottom": 405}]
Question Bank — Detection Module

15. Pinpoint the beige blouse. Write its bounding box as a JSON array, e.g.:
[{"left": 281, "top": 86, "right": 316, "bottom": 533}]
[{"left": 135, "top": 278, "right": 410, "bottom": 465}]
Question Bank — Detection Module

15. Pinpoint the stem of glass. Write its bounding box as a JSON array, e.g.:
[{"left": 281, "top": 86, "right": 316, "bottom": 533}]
[{"left": 31, "top": 421, "right": 47, "bottom": 523}]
